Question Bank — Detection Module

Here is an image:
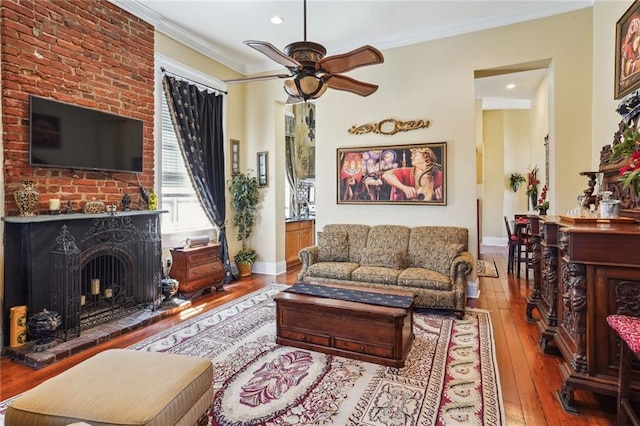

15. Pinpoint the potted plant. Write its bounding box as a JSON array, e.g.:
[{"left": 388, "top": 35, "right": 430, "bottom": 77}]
[
  {"left": 508, "top": 172, "right": 526, "bottom": 193},
  {"left": 228, "top": 170, "right": 260, "bottom": 276}
]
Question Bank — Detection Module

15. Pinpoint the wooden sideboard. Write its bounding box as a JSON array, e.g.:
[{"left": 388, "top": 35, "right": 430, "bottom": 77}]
[
  {"left": 527, "top": 215, "right": 640, "bottom": 412},
  {"left": 285, "top": 219, "right": 314, "bottom": 268},
  {"left": 169, "top": 244, "right": 225, "bottom": 298}
]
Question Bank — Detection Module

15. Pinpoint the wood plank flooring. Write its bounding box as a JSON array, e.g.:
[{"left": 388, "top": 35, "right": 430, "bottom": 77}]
[{"left": 0, "top": 245, "right": 618, "bottom": 424}]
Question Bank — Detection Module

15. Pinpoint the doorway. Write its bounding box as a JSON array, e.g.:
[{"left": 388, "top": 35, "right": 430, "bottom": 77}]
[{"left": 475, "top": 61, "right": 552, "bottom": 249}]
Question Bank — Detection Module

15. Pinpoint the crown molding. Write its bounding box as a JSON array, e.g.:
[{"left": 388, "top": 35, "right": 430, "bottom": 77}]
[{"left": 108, "top": 0, "right": 249, "bottom": 75}]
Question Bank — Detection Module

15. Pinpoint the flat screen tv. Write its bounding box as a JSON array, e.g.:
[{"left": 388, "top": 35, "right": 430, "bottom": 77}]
[{"left": 29, "top": 95, "right": 144, "bottom": 173}]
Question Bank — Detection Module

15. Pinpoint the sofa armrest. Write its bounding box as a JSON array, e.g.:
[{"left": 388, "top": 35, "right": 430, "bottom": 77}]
[
  {"left": 450, "top": 251, "right": 474, "bottom": 292},
  {"left": 297, "top": 245, "right": 319, "bottom": 281}
]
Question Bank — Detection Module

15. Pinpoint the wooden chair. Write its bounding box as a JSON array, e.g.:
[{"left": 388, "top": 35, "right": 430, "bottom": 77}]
[
  {"left": 607, "top": 314, "right": 640, "bottom": 426},
  {"left": 504, "top": 216, "right": 532, "bottom": 279},
  {"left": 504, "top": 216, "right": 519, "bottom": 275}
]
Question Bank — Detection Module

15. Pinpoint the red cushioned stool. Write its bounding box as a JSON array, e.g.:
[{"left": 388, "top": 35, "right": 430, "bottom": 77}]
[{"left": 607, "top": 315, "right": 640, "bottom": 426}]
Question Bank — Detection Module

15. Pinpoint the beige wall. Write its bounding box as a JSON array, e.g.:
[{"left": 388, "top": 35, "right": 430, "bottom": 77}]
[
  {"left": 593, "top": 1, "right": 633, "bottom": 166},
  {"left": 161, "top": 3, "right": 622, "bottom": 271},
  {"left": 483, "top": 111, "right": 506, "bottom": 240},
  {"left": 330, "top": 9, "right": 590, "bottom": 258}
]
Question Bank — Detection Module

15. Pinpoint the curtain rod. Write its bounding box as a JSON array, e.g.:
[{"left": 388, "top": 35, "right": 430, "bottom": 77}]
[{"left": 160, "top": 67, "right": 227, "bottom": 95}]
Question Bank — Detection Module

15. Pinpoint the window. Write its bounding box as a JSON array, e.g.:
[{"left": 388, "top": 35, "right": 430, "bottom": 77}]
[{"left": 160, "top": 89, "right": 211, "bottom": 233}]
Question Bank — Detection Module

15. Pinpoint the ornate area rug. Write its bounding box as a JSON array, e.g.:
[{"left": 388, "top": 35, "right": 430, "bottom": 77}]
[
  {"left": 0, "top": 284, "right": 505, "bottom": 426},
  {"left": 476, "top": 259, "right": 499, "bottom": 278}
]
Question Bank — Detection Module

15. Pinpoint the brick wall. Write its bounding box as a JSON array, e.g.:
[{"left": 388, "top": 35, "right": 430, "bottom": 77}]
[{"left": 1, "top": 0, "right": 154, "bottom": 215}]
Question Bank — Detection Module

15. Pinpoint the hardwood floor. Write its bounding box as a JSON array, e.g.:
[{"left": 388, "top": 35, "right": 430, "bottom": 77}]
[{"left": 0, "top": 245, "right": 618, "bottom": 424}]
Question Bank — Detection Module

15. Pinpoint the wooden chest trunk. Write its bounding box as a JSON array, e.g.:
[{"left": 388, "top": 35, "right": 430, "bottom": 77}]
[{"left": 274, "top": 284, "right": 414, "bottom": 367}]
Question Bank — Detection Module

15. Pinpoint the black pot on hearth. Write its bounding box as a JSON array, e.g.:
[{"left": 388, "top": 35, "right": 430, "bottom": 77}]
[
  {"left": 27, "top": 308, "right": 61, "bottom": 345},
  {"left": 159, "top": 278, "right": 179, "bottom": 304}
]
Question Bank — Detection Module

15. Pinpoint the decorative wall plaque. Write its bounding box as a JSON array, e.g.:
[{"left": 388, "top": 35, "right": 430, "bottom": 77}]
[{"left": 348, "top": 118, "right": 431, "bottom": 135}]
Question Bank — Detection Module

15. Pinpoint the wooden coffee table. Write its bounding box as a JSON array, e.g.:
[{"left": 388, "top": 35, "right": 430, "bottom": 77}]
[{"left": 274, "top": 283, "right": 415, "bottom": 367}]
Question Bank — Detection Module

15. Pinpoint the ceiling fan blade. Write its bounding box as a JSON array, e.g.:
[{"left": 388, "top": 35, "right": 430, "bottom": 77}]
[
  {"left": 316, "top": 45, "right": 384, "bottom": 74},
  {"left": 326, "top": 74, "right": 379, "bottom": 97},
  {"left": 223, "top": 73, "right": 292, "bottom": 84},
  {"left": 244, "top": 40, "right": 302, "bottom": 70}
]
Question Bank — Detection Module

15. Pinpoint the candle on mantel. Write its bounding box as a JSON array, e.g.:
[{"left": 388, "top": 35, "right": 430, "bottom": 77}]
[
  {"left": 91, "top": 279, "right": 100, "bottom": 295},
  {"left": 80, "top": 295, "right": 86, "bottom": 306},
  {"left": 104, "top": 288, "right": 113, "bottom": 298},
  {"left": 49, "top": 198, "right": 60, "bottom": 211}
]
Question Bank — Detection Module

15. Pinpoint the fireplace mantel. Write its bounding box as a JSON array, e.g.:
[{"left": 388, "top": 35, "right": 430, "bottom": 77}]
[{"left": 2, "top": 210, "right": 167, "bottom": 224}]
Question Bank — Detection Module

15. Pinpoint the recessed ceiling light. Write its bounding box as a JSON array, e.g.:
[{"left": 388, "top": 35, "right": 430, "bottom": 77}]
[
  {"left": 271, "top": 16, "right": 284, "bottom": 25},
  {"left": 506, "top": 83, "right": 516, "bottom": 90}
]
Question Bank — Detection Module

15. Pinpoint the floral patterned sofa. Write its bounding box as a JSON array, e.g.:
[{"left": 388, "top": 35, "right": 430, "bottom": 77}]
[{"left": 297, "top": 224, "right": 474, "bottom": 318}]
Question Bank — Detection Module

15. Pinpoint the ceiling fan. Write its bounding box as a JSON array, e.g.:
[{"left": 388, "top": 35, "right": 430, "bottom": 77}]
[{"left": 223, "top": 0, "right": 384, "bottom": 103}]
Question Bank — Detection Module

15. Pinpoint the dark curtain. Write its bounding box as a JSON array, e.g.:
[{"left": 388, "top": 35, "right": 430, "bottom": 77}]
[{"left": 162, "top": 75, "right": 234, "bottom": 283}]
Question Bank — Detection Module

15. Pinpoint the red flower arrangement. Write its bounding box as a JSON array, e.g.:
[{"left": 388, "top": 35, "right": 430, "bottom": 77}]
[
  {"left": 619, "top": 150, "right": 640, "bottom": 195},
  {"left": 535, "top": 184, "right": 549, "bottom": 212},
  {"left": 526, "top": 166, "right": 540, "bottom": 197}
]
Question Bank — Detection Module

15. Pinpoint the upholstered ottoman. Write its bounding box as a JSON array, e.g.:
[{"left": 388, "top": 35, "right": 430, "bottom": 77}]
[{"left": 5, "top": 349, "right": 213, "bottom": 426}]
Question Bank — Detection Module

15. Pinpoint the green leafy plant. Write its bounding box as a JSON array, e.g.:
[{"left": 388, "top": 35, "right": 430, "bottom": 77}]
[
  {"left": 227, "top": 170, "right": 260, "bottom": 264},
  {"left": 611, "top": 125, "right": 640, "bottom": 164},
  {"left": 508, "top": 172, "right": 526, "bottom": 192}
]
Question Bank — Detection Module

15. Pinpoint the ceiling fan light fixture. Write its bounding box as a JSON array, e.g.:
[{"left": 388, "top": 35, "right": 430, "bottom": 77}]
[{"left": 284, "top": 74, "right": 327, "bottom": 101}]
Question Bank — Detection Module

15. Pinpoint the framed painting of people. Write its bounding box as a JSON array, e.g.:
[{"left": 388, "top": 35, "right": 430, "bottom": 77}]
[
  {"left": 616, "top": 0, "right": 640, "bottom": 99},
  {"left": 336, "top": 142, "right": 447, "bottom": 205}
]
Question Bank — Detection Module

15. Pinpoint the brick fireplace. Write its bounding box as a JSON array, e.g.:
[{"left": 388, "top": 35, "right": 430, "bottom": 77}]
[{"left": 1, "top": 1, "right": 157, "bottom": 347}]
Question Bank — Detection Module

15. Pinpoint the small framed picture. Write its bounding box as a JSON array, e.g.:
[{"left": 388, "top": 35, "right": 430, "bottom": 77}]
[
  {"left": 257, "top": 151, "right": 268, "bottom": 188},
  {"left": 231, "top": 139, "right": 240, "bottom": 174}
]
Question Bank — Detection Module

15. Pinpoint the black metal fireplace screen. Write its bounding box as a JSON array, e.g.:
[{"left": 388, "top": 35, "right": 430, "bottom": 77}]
[{"left": 50, "top": 214, "right": 162, "bottom": 340}]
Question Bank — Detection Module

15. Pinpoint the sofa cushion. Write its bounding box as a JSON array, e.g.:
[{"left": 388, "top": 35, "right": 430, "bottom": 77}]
[
  {"left": 351, "top": 266, "right": 402, "bottom": 285},
  {"left": 317, "top": 231, "right": 349, "bottom": 262},
  {"left": 415, "top": 242, "right": 464, "bottom": 275},
  {"left": 398, "top": 268, "right": 451, "bottom": 291},
  {"left": 307, "top": 262, "right": 360, "bottom": 281},
  {"left": 323, "top": 224, "right": 370, "bottom": 263},
  {"left": 407, "top": 226, "right": 468, "bottom": 267},
  {"left": 366, "top": 225, "right": 411, "bottom": 253},
  {"left": 360, "top": 247, "right": 405, "bottom": 269}
]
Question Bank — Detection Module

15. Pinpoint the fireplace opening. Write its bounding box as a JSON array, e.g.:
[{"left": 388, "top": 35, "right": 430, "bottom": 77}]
[
  {"left": 48, "top": 214, "right": 162, "bottom": 340},
  {"left": 80, "top": 249, "right": 144, "bottom": 330}
]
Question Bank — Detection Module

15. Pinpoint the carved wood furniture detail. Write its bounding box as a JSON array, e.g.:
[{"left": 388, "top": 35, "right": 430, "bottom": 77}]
[
  {"left": 526, "top": 216, "right": 560, "bottom": 355},
  {"left": 169, "top": 244, "right": 225, "bottom": 298},
  {"left": 527, "top": 217, "right": 640, "bottom": 413}
]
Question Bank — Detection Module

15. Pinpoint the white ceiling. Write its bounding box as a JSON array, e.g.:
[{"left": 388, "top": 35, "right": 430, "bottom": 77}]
[{"left": 111, "top": 0, "right": 590, "bottom": 104}]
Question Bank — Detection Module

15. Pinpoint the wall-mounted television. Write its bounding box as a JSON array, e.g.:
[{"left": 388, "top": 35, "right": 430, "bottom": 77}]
[{"left": 29, "top": 95, "right": 144, "bottom": 173}]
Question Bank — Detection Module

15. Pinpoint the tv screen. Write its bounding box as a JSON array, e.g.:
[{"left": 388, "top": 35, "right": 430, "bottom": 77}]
[{"left": 29, "top": 95, "right": 144, "bottom": 173}]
